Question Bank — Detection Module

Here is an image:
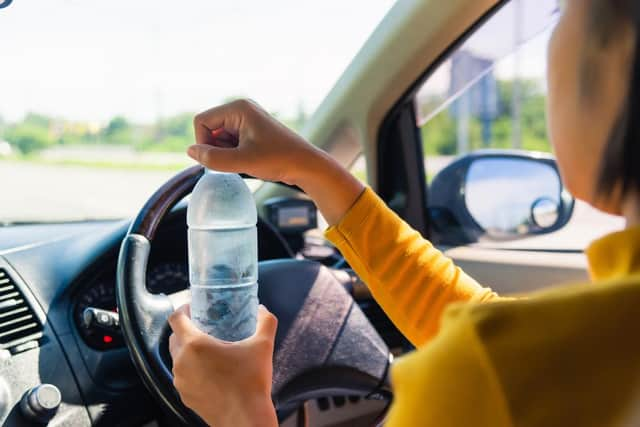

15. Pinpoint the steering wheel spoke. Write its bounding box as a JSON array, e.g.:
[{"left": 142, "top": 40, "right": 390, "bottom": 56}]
[{"left": 167, "top": 289, "right": 191, "bottom": 311}]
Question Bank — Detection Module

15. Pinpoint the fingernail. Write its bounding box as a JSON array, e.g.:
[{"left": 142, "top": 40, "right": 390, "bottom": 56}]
[{"left": 187, "top": 145, "right": 198, "bottom": 159}]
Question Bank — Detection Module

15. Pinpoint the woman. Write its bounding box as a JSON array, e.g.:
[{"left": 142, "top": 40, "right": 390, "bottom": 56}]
[{"left": 167, "top": 0, "right": 640, "bottom": 425}]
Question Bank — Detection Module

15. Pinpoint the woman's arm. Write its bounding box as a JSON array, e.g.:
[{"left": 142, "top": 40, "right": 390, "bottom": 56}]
[
  {"left": 170, "top": 100, "right": 502, "bottom": 423},
  {"left": 189, "top": 99, "right": 365, "bottom": 225},
  {"left": 325, "top": 187, "right": 501, "bottom": 347},
  {"left": 188, "top": 99, "right": 501, "bottom": 347}
]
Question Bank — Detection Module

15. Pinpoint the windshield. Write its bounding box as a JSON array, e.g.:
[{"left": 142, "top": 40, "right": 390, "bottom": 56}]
[{"left": 0, "top": 0, "right": 394, "bottom": 224}]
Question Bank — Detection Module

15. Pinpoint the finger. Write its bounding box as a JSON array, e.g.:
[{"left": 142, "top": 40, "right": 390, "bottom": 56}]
[
  {"left": 169, "top": 333, "right": 180, "bottom": 357},
  {"left": 168, "top": 304, "right": 199, "bottom": 337},
  {"left": 187, "top": 144, "right": 244, "bottom": 173},
  {"left": 255, "top": 305, "right": 278, "bottom": 338},
  {"left": 210, "top": 128, "right": 238, "bottom": 142},
  {"left": 194, "top": 118, "right": 216, "bottom": 147},
  {"left": 211, "top": 140, "right": 237, "bottom": 149},
  {"left": 209, "top": 128, "right": 226, "bottom": 139},
  {"left": 205, "top": 129, "right": 238, "bottom": 149},
  {"left": 210, "top": 136, "right": 238, "bottom": 149},
  {"left": 193, "top": 100, "right": 249, "bottom": 146},
  {"left": 178, "top": 303, "right": 191, "bottom": 318},
  {"left": 195, "top": 126, "right": 238, "bottom": 150},
  {"left": 193, "top": 106, "right": 234, "bottom": 146}
]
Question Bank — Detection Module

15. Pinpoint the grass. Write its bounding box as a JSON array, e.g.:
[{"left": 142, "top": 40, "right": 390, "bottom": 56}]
[
  {"left": 3, "top": 157, "right": 434, "bottom": 178},
  {"left": 0, "top": 156, "right": 193, "bottom": 172}
]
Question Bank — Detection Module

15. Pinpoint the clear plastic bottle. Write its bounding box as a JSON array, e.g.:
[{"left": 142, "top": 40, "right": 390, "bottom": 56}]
[{"left": 187, "top": 170, "right": 258, "bottom": 341}]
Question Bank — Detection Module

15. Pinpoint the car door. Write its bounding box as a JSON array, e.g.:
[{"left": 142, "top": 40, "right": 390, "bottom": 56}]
[
  {"left": 253, "top": 0, "right": 623, "bottom": 293},
  {"left": 373, "top": 0, "right": 624, "bottom": 295}
]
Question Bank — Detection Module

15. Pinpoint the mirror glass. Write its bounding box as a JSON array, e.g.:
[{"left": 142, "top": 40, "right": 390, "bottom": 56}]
[
  {"left": 531, "top": 197, "right": 559, "bottom": 228},
  {"left": 465, "top": 158, "right": 561, "bottom": 237}
]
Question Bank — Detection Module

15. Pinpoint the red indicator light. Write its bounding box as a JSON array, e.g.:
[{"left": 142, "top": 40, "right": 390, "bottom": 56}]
[{"left": 103, "top": 335, "right": 113, "bottom": 344}]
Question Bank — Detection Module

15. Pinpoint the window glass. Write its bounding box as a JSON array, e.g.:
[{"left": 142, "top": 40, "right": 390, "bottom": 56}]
[
  {"left": 350, "top": 154, "right": 368, "bottom": 184},
  {"left": 0, "top": 0, "right": 394, "bottom": 224},
  {"left": 415, "top": 0, "right": 624, "bottom": 250}
]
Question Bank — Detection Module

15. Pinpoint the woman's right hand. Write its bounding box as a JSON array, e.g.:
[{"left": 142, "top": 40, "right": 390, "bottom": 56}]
[
  {"left": 188, "top": 99, "right": 366, "bottom": 225},
  {"left": 189, "top": 99, "right": 323, "bottom": 187}
]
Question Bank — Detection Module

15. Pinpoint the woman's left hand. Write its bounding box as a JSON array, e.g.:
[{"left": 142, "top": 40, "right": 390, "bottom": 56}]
[{"left": 168, "top": 304, "right": 278, "bottom": 427}]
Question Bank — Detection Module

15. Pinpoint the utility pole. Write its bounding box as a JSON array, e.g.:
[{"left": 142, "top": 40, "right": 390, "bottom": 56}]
[
  {"left": 511, "top": 0, "right": 523, "bottom": 149},
  {"left": 457, "top": 93, "right": 470, "bottom": 155},
  {"left": 154, "top": 87, "right": 164, "bottom": 144}
]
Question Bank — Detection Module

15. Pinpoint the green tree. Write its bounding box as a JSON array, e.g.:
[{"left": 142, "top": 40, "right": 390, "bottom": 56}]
[
  {"left": 4, "top": 123, "right": 54, "bottom": 155},
  {"left": 163, "top": 113, "right": 194, "bottom": 139},
  {"left": 104, "top": 116, "right": 128, "bottom": 136},
  {"left": 103, "top": 116, "right": 132, "bottom": 144},
  {"left": 140, "top": 113, "right": 195, "bottom": 152},
  {"left": 420, "top": 78, "right": 551, "bottom": 156},
  {"left": 421, "top": 111, "right": 457, "bottom": 155},
  {"left": 23, "top": 112, "right": 51, "bottom": 129}
]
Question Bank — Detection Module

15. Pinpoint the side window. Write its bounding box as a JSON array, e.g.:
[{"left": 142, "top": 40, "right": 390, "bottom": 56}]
[
  {"left": 415, "top": 0, "right": 623, "bottom": 250},
  {"left": 350, "top": 154, "right": 368, "bottom": 184}
]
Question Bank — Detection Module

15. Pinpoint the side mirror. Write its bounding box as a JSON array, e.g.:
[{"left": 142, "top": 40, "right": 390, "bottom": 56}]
[{"left": 429, "top": 151, "right": 574, "bottom": 244}]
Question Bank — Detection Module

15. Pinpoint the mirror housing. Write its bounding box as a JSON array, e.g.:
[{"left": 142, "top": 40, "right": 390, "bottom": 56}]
[{"left": 428, "top": 150, "right": 574, "bottom": 245}]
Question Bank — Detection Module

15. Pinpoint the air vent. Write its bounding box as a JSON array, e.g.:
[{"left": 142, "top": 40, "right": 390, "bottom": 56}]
[{"left": 0, "top": 269, "right": 43, "bottom": 349}]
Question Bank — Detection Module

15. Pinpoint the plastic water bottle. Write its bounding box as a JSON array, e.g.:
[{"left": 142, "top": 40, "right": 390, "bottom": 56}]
[{"left": 187, "top": 170, "right": 258, "bottom": 341}]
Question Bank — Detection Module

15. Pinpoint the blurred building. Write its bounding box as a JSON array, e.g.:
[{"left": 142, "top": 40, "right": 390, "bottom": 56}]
[
  {"left": 0, "top": 140, "right": 13, "bottom": 157},
  {"left": 449, "top": 51, "right": 499, "bottom": 153}
]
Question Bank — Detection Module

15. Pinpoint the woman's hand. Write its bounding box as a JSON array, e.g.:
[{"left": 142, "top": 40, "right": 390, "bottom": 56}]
[
  {"left": 189, "top": 99, "right": 322, "bottom": 186},
  {"left": 168, "top": 304, "right": 278, "bottom": 427},
  {"left": 189, "top": 99, "right": 365, "bottom": 225}
]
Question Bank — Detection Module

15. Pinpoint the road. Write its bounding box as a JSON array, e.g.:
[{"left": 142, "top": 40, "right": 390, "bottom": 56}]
[
  {"left": 0, "top": 161, "right": 185, "bottom": 223},
  {"left": 1, "top": 160, "right": 624, "bottom": 250}
]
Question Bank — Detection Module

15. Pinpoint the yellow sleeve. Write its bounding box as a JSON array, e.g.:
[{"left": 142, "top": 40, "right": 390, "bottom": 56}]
[
  {"left": 324, "top": 187, "right": 500, "bottom": 346},
  {"left": 385, "top": 306, "right": 512, "bottom": 427}
]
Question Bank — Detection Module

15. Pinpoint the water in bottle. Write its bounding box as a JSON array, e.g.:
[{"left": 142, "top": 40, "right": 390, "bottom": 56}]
[{"left": 187, "top": 170, "right": 258, "bottom": 341}]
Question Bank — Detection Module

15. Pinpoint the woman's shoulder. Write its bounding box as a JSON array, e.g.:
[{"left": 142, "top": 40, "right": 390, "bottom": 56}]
[
  {"left": 446, "top": 274, "right": 640, "bottom": 334},
  {"left": 423, "top": 275, "right": 640, "bottom": 426}
]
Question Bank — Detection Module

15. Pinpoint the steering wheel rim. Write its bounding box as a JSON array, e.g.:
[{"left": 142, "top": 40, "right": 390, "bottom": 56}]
[{"left": 116, "top": 165, "right": 392, "bottom": 425}]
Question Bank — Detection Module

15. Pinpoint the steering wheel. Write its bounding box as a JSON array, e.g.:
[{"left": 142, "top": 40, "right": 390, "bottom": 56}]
[{"left": 116, "top": 165, "right": 392, "bottom": 425}]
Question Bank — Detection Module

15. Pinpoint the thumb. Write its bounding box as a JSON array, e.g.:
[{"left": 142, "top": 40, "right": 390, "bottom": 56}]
[
  {"left": 254, "top": 305, "right": 278, "bottom": 339},
  {"left": 187, "top": 144, "right": 243, "bottom": 173},
  {"left": 168, "top": 304, "right": 200, "bottom": 337}
]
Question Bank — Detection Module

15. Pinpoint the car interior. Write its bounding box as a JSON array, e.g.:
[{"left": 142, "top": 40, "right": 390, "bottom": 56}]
[{"left": 0, "top": 0, "right": 625, "bottom": 426}]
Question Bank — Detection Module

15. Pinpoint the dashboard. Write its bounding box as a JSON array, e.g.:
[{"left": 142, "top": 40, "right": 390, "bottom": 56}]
[
  {"left": 0, "top": 199, "right": 406, "bottom": 426},
  {"left": 71, "top": 206, "right": 295, "bottom": 353},
  {"left": 73, "top": 261, "right": 189, "bottom": 350}
]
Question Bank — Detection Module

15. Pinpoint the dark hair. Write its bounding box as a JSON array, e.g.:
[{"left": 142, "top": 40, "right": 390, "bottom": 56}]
[{"left": 586, "top": 0, "right": 640, "bottom": 199}]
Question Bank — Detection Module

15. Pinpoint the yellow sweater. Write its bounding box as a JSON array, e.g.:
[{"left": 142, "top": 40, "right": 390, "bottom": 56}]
[{"left": 325, "top": 187, "right": 640, "bottom": 427}]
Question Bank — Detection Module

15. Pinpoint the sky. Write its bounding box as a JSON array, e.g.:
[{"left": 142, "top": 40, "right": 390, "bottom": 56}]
[
  {"left": 0, "top": 0, "right": 395, "bottom": 124},
  {"left": 415, "top": 0, "right": 557, "bottom": 125}
]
